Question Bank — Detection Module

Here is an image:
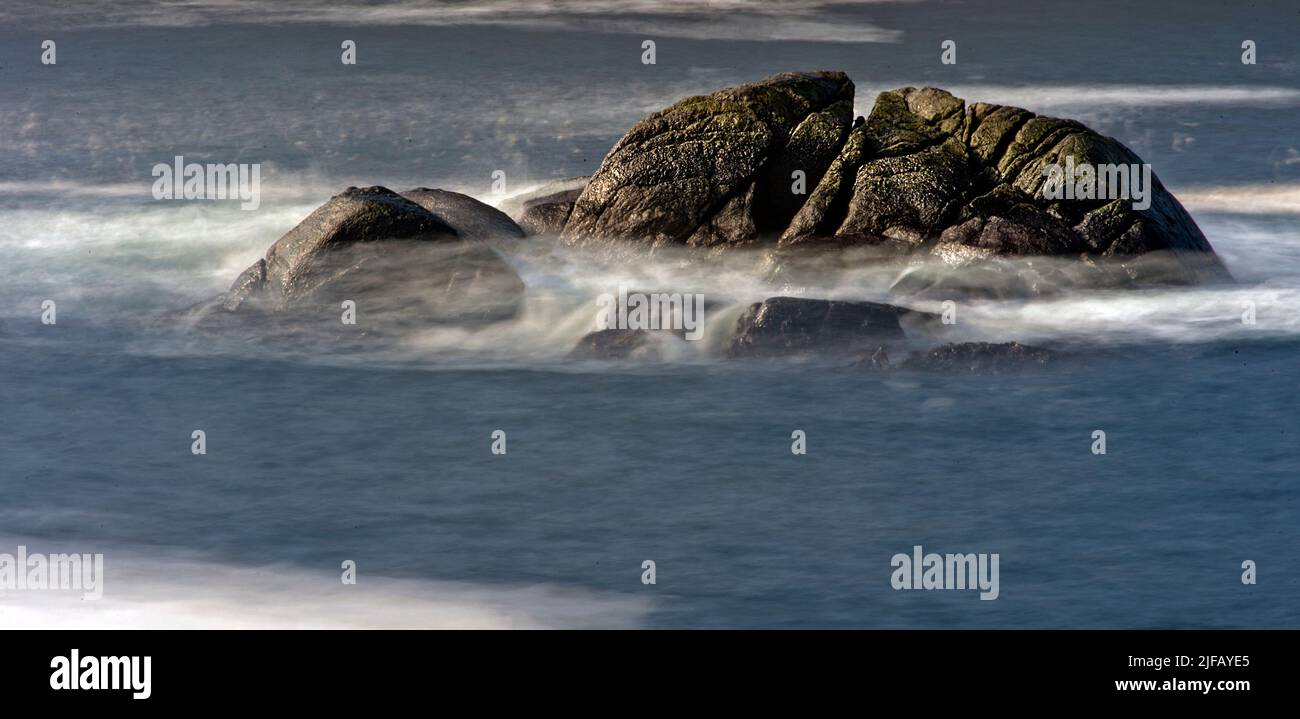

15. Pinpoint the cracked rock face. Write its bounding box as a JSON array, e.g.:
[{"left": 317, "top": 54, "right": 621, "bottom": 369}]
[
  {"left": 209, "top": 186, "right": 525, "bottom": 329},
  {"left": 557, "top": 72, "right": 1230, "bottom": 289},
  {"left": 560, "top": 71, "right": 855, "bottom": 250}
]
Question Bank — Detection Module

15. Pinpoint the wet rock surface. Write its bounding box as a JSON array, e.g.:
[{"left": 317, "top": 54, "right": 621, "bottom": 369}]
[
  {"left": 192, "top": 186, "right": 525, "bottom": 332},
  {"left": 499, "top": 177, "right": 590, "bottom": 237},
  {"left": 518, "top": 189, "right": 583, "bottom": 236},
  {"left": 560, "top": 71, "right": 855, "bottom": 250},
  {"left": 726, "top": 296, "right": 910, "bottom": 358},
  {"left": 402, "top": 187, "right": 525, "bottom": 242},
  {"left": 569, "top": 329, "right": 659, "bottom": 360}
]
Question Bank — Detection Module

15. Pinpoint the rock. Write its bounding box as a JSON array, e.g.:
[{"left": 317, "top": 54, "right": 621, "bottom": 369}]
[
  {"left": 496, "top": 177, "right": 589, "bottom": 236},
  {"left": 518, "top": 188, "right": 583, "bottom": 236},
  {"left": 201, "top": 186, "right": 525, "bottom": 330},
  {"left": 258, "top": 186, "right": 456, "bottom": 302},
  {"left": 725, "top": 297, "right": 909, "bottom": 358},
  {"left": 754, "top": 99, "right": 854, "bottom": 232},
  {"left": 569, "top": 329, "right": 658, "bottom": 360},
  {"left": 560, "top": 71, "right": 854, "bottom": 249},
  {"left": 793, "top": 86, "right": 1230, "bottom": 288},
  {"left": 401, "top": 188, "right": 525, "bottom": 242},
  {"left": 787, "top": 89, "right": 974, "bottom": 253},
  {"left": 498, "top": 176, "right": 588, "bottom": 221},
  {"left": 779, "top": 121, "right": 871, "bottom": 247},
  {"left": 557, "top": 72, "right": 1228, "bottom": 290},
  {"left": 222, "top": 258, "right": 268, "bottom": 311},
  {"left": 900, "top": 341, "right": 1053, "bottom": 372}
]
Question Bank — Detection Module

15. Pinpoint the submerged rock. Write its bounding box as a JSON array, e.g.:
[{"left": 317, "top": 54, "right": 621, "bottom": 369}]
[
  {"left": 222, "top": 258, "right": 268, "bottom": 312},
  {"left": 569, "top": 329, "right": 659, "bottom": 360},
  {"left": 196, "top": 186, "right": 525, "bottom": 331},
  {"left": 726, "top": 297, "right": 910, "bottom": 358},
  {"left": 852, "top": 345, "right": 893, "bottom": 370},
  {"left": 901, "top": 341, "right": 1054, "bottom": 372}
]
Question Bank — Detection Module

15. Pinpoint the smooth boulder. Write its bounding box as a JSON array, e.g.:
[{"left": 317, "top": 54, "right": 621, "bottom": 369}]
[
  {"left": 209, "top": 186, "right": 525, "bottom": 329},
  {"left": 402, "top": 188, "right": 525, "bottom": 242}
]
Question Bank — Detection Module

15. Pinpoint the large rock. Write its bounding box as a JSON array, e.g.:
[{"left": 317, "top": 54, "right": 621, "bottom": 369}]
[
  {"left": 560, "top": 71, "right": 854, "bottom": 250},
  {"left": 209, "top": 186, "right": 525, "bottom": 329},
  {"left": 557, "top": 72, "right": 1229, "bottom": 289},
  {"left": 725, "top": 297, "right": 911, "bottom": 358}
]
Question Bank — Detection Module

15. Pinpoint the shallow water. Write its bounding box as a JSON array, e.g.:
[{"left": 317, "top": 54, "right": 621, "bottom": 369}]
[{"left": 1, "top": 0, "right": 1298, "bottom": 627}]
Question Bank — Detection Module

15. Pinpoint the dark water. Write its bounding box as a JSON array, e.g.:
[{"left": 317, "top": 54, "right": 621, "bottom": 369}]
[
  {"left": 3, "top": 325, "right": 1298, "bottom": 627},
  {"left": 1, "top": 0, "right": 1299, "bottom": 627}
]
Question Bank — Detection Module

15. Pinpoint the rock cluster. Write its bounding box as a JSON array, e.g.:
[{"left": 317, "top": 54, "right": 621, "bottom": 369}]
[{"left": 182, "top": 71, "right": 1230, "bottom": 364}]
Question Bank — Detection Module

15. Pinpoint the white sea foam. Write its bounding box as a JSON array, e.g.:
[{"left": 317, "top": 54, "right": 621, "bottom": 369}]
[
  {"left": 1177, "top": 183, "right": 1300, "bottom": 215},
  {"left": 0, "top": 539, "right": 649, "bottom": 629},
  {"left": 3, "top": 179, "right": 1298, "bottom": 360},
  {"left": 921, "top": 286, "right": 1300, "bottom": 346}
]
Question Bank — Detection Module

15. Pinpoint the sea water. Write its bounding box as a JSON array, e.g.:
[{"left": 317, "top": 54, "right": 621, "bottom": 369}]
[{"left": 1, "top": 0, "right": 1298, "bottom": 627}]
